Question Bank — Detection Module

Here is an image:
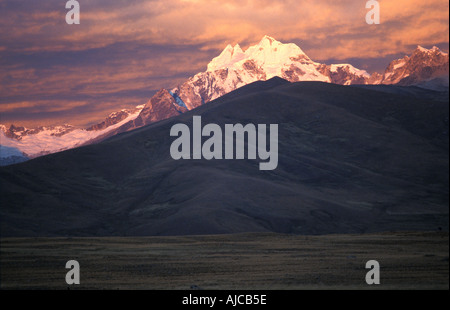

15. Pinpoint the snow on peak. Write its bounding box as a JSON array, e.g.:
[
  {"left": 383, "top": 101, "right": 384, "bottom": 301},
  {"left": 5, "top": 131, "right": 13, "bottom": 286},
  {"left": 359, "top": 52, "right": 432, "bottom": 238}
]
[
  {"left": 246, "top": 36, "right": 309, "bottom": 65},
  {"left": 205, "top": 35, "right": 316, "bottom": 82},
  {"left": 330, "top": 64, "right": 371, "bottom": 78},
  {"left": 432, "top": 46, "right": 448, "bottom": 56},
  {"left": 207, "top": 43, "right": 246, "bottom": 71},
  {"left": 257, "top": 35, "right": 280, "bottom": 47},
  {"left": 0, "top": 108, "right": 143, "bottom": 159},
  {"left": 206, "top": 36, "right": 311, "bottom": 74},
  {"left": 415, "top": 45, "right": 447, "bottom": 55},
  {"left": 416, "top": 45, "right": 430, "bottom": 53}
]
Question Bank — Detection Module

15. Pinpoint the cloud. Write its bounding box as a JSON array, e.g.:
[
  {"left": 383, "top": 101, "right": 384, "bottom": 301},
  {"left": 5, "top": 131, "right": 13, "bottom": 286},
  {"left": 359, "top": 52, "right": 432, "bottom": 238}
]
[
  {"left": 0, "top": 0, "right": 448, "bottom": 127},
  {"left": 1, "top": 0, "right": 447, "bottom": 56}
]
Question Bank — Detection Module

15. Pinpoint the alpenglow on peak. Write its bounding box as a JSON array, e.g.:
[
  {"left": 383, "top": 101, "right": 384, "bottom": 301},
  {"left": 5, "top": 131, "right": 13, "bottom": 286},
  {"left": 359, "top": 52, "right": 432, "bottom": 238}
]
[
  {"left": 207, "top": 36, "right": 311, "bottom": 73},
  {"left": 173, "top": 35, "right": 374, "bottom": 110}
]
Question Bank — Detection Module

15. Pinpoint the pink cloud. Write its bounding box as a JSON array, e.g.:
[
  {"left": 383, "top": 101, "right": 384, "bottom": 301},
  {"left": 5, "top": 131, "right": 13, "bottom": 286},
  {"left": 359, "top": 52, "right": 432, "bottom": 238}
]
[{"left": 0, "top": 0, "right": 447, "bottom": 127}]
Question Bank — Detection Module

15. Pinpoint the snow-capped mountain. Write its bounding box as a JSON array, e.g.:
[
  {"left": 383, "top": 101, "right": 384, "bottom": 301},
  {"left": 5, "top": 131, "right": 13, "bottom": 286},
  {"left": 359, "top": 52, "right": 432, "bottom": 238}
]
[
  {"left": 2, "top": 123, "right": 76, "bottom": 141},
  {"left": 0, "top": 105, "right": 144, "bottom": 164},
  {"left": 375, "top": 45, "right": 449, "bottom": 86},
  {"left": 84, "top": 89, "right": 189, "bottom": 142},
  {"left": 107, "top": 37, "right": 372, "bottom": 137},
  {"left": 171, "top": 36, "right": 371, "bottom": 109},
  {"left": 1, "top": 36, "right": 448, "bottom": 165}
]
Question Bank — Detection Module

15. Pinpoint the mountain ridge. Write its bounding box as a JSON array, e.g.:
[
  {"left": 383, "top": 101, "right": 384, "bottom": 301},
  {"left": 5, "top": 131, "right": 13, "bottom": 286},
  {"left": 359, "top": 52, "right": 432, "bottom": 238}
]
[
  {"left": 1, "top": 78, "right": 448, "bottom": 237},
  {"left": 1, "top": 37, "right": 448, "bottom": 164}
]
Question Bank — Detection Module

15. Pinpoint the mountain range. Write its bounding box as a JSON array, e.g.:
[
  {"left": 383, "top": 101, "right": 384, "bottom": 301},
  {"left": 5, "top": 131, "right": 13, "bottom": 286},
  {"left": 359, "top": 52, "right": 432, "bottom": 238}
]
[
  {"left": 1, "top": 77, "right": 448, "bottom": 237},
  {"left": 0, "top": 36, "right": 448, "bottom": 165}
]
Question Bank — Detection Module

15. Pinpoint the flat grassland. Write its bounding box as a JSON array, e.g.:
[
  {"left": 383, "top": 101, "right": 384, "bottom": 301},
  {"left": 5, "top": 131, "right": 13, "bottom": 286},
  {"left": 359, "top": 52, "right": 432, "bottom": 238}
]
[{"left": 1, "top": 232, "right": 448, "bottom": 290}]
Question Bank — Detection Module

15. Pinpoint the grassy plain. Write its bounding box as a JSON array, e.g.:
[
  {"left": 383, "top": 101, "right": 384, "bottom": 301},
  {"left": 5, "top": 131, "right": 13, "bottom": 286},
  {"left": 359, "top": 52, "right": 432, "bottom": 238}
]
[{"left": 1, "top": 232, "right": 448, "bottom": 290}]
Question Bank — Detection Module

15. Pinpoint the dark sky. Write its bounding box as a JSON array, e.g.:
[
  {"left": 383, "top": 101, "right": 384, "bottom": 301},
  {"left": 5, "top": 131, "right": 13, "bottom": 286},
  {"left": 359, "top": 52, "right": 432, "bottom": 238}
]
[{"left": 0, "top": 0, "right": 448, "bottom": 127}]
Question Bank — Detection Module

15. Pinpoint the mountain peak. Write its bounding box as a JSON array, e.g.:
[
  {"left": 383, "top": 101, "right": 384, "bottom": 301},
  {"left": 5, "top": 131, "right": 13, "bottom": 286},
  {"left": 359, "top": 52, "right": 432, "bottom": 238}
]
[
  {"left": 379, "top": 45, "right": 449, "bottom": 85},
  {"left": 207, "top": 42, "right": 246, "bottom": 72},
  {"left": 244, "top": 36, "right": 310, "bottom": 71},
  {"left": 416, "top": 45, "right": 429, "bottom": 53},
  {"left": 180, "top": 36, "right": 371, "bottom": 108},
  {"left": 415, "top": 45, "right": 448, "bottom": 56},
  {"left": 133, "top": 88, "right": 187, "bottom": 127},
  {"left": 258, "top": 35, "right": 279, "bottom": 46},
  {"left": 207, "top": 36, "right": 311, "bottom": 72}
]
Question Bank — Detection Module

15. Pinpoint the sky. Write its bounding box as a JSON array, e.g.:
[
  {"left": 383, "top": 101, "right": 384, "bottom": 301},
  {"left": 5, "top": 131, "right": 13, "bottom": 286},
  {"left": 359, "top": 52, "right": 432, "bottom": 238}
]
[{"left": 0, "top": 0, "right": 448, "bottom": 128}]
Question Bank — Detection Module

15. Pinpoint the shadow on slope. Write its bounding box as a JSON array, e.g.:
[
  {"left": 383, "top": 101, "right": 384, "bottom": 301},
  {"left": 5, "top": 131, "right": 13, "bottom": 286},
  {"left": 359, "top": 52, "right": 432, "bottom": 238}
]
[{"left": 0, "top": 78, "right": 448, "bottom": 236}]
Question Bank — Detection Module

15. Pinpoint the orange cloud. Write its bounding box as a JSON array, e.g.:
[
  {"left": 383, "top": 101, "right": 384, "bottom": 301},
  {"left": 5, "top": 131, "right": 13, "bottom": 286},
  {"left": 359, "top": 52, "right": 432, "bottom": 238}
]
[
  {"left": 0, "top": 0, "right": 448, "bottom": 127},
  {"left": 0, "top": 0, "right": 447, "bottom": 57}
]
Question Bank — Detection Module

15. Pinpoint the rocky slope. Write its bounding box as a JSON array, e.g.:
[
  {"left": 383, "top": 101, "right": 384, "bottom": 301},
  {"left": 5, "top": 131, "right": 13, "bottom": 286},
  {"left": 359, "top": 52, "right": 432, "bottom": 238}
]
[{"left": 375, "top": 46, "right": 449, "bottom": 85}]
